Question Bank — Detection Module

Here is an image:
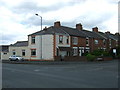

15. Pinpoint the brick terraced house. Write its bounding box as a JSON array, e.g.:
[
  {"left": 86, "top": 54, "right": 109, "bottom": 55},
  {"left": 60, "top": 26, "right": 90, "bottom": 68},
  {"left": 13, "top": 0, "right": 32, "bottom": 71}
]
[{"left": 1, "top": 21, "right": 119, "bottom": 61}]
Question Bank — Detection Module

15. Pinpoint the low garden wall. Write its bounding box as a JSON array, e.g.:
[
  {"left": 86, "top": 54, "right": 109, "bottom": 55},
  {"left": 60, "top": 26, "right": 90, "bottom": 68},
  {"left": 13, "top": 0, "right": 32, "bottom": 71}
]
[{"left": 54, "top": 56, "right": 87, "bottom": 61}]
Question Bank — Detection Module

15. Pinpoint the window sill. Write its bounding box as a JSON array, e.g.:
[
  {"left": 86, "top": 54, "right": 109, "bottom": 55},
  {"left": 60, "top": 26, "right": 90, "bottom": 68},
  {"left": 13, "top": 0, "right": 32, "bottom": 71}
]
[{"left": 31, "top": 56, "right": 36, "bottom": 57}]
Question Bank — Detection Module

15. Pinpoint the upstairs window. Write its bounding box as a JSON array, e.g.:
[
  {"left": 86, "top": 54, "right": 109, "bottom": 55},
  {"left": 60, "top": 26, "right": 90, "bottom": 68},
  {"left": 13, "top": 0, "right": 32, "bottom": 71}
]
[
  {"left": 94, "top": 40, "right": 98, "bottom": 44},
  {"left": 59, "top": 35, "right": 63, "bottom": 44},
  {"left": 86, "top": 37, "right": 89, "bottom": 46},
  {"left": 66, "top": 36, "right": 69, "bottom": 44},
  {"left": 109, "top": 39, "right": 111, "bottom": 46},
  {"left": 116, "top": 40, "right": 118, "bottom": 46},
  {"left": 103, "top": 39, "right": 106, "bottom": 46},
  {"left": 72, "top": 37, "right": 78, "bottom": 45},
  {"left": 31, "top": 36, "right": 35, "bottom": 44}
]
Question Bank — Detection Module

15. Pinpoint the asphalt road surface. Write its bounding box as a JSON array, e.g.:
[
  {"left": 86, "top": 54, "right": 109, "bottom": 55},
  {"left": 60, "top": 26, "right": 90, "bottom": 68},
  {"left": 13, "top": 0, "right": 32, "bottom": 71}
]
[{"left": 2, "top": 60, "right": 119, "bottom": 88}]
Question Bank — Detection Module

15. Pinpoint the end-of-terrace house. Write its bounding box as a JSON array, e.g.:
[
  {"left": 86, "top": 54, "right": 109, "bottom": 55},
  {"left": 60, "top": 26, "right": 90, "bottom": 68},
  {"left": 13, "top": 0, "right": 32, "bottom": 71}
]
[{"left": 28, "top": 21, "right": 114, "bottom": 61}]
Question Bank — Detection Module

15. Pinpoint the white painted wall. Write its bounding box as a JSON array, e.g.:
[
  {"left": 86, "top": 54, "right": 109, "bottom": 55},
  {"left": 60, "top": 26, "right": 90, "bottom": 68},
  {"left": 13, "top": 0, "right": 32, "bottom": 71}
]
[
  {"left": 9, "top": 46, "right": 29, "bottom": 60},
  {"left": 0, "top": 52, "right": 10, "bottom": 60},
  {"left": 42, "top": 35, "right": 54, "bottom": 60},
  {"left": 28, "top": 35, "right": 41, "bottom": 60},
  {"left": 28, "top": 35, "right": 54, "bottom": 60}
]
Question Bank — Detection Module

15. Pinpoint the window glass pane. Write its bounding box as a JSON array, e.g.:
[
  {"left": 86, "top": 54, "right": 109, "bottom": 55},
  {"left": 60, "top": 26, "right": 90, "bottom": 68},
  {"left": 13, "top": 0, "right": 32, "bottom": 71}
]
[
  {"left": 59, "top": 35, "right": 63, "bottom": 43},
  {"left": 66, "top": 36, "right": 69, "bottom": 44},
  {"left": 95, "top": 40, "right": 98, "bottom": 44},
  {"left": 72, "top": 37, "right": 78, "bottom": 45},
  {"left": 13, "top": 50, "right": 16, "bottom": 55},
  {"left": 31, "top": 36, "right": 35, "bottom": 44},
  {"left": 31, "top": 49, "right": 36, "bottom": 56},
  {"left": 86, "top": 38, "right": 89, "bottom": 46},
  {"left": 22, "top": 50, "right": 25, "bottom": 56}
]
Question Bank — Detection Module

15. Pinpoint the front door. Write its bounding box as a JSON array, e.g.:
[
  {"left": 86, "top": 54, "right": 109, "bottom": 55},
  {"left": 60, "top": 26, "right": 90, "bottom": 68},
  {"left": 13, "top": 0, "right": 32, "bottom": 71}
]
[{"left": 60, "top": 51, "right": 66, "bottom": 59}]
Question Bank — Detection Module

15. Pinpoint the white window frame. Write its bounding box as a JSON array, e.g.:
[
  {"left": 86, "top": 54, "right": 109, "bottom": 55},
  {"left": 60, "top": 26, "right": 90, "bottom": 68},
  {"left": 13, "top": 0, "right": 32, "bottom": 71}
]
[
  {"left": 59, "top": 35, "right": 63, "bottom": 44},
  {"left": 66, "top": 36, "right": 69, "bottom": 44},
  {"left": 109, "top": 39, "right": 111, "bottom": 46},
  {"left": 86, "top": 37, "right": 89, "bottom": 46},
  {"left": 31, "top": 36, "right": 35, "bottom": 44},
  {"left": 94, "top": 40, "right": 98, "bottom": 44},
  {"left": 73, "top": 47, "right": 78, "bottom": 56},
  {"left": 22, "top": 50, "right": 25, "bottom": 56},
  {"left": 72, "top": 37, "right": 78, "bottom": 45},
  {"left": 31, "top": 49, "right": 36, "bottom": 56}
]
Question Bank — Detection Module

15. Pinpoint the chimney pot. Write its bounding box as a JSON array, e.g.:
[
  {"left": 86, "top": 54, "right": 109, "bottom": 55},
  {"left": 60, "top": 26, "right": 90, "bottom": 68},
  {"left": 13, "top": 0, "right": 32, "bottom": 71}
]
[
  {"left": 43, "top": 26, "right": 47, "bottom": 30},
  {"left": 92, "top": 27, "right": 98, "bottom": 32},
  {"left": 54, "top": 21, "right": 61, "bottom": 27},
  {"left": 76, "top": 23, "right": 83, "bottom": 30},
  {"left": 105, "top": 31, "right": 110, "bottom": 34},
  {"left": 115, "top": 32, "right": 119, "bottom": 35}
]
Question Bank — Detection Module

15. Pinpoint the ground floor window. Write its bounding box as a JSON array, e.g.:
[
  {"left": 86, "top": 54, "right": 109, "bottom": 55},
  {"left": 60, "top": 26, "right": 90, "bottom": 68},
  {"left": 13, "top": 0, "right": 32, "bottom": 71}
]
[
  {"left": 31, "top": 49, "right": 36, "bottom": 56},
  {"left": 22, "top": 50, "right": 25, "bottom": 56},
  {"left": 3, "top": 52, "right": 7, "bottom": 55},
  {"left": 12, "top": 50, "right": 16, "bottom": 55}
]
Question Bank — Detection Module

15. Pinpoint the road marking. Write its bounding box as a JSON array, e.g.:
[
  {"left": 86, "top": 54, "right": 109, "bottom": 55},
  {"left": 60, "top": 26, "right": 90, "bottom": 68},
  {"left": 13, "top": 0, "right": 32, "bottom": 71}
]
[{"left": 34, "top": 69, "right": 40, "bottom": 72}]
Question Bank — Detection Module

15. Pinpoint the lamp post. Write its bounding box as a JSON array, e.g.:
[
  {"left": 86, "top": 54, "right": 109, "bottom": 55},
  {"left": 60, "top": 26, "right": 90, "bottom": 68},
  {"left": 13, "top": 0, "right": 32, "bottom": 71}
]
[
  {"left": 35, "top": 14, "right": 42, "bottom": 30},
  {"left": 35, "top": 14, "right": 42, "bottom": 59}
]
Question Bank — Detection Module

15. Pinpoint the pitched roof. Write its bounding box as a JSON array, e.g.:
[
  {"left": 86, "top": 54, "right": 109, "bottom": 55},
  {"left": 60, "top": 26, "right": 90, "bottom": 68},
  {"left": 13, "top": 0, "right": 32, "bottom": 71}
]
[
  {"left": 28, "top": 26, "right": 104, "bottom": 38},
  {"left": 98, "top": 32, "right": 119, "bottom": 40},
  {"left": 28, "top": 25, "right": 116, "bottom": 40},
  {"left": 81, "top": 30, "right": 105, "bottom": 39},
  {"left": 10, "top": 41, "right": 28, "bottom": 47}
]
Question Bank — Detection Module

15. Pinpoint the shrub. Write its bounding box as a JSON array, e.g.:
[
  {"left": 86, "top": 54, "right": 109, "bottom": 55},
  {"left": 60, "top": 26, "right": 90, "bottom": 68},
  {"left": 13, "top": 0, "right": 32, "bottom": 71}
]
[
  {"left": 102, "top": 51, "right": 111, "bottom": 57},
  {"left": 86, "top": 54, "right": 96, "bottom": 61},
  {"left": 91, "top": 49, "right": 104, "bottom": 56}
]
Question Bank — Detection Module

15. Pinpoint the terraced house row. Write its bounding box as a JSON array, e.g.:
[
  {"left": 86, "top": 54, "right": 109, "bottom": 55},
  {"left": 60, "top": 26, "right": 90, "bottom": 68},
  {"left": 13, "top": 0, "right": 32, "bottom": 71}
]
[{"left": 0, "top": 21, "right": 120, "bottom": 61}]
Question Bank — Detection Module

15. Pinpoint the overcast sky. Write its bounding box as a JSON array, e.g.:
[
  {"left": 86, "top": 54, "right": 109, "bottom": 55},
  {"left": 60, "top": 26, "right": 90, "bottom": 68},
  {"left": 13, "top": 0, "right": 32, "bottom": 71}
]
[{"left": 0, "top": 0, "right": 119, "bottom": 45}]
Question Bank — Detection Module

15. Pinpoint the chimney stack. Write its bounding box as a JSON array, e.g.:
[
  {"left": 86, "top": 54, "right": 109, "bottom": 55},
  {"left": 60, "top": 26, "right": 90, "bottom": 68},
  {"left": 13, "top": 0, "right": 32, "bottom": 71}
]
[
  {"left": 92, "top": 27, "right": 98, "bottom": 32},
  {"left": 105, "top": 31, "right": 110, "bottom": 34},
  {"left": 43, "top": 26, "right": 47, "bottom": 30},
  {"left": 54, "top": 21, "right": 61, "bottom": 27},
  {"left": 115, "top": 32, "right": 119, "bottom": 35},
  {"left": 76, "top": 23, "right": 83, "bottom": 30}
]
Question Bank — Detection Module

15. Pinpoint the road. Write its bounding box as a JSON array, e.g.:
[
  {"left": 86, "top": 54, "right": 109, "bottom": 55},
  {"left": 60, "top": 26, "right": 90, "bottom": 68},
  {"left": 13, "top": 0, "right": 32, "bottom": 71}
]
[{"left": 2, "top": 60, "right": 118, "bottom": 88}]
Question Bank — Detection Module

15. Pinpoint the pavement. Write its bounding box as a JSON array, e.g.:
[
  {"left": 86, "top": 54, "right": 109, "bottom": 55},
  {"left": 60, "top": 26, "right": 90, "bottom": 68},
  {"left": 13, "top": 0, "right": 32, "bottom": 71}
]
[{"left": 2, "top": 59, "right": 119, "bottom": 88}]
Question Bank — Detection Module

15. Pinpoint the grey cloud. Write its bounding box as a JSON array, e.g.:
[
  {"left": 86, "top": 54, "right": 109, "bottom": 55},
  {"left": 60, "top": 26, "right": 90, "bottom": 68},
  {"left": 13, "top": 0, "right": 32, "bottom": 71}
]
[
  {"left": 22, "top": 15, "right": 54, "bottom": 27},
  {"left": 0, "top": 34, "right": 19, "bottom": 45},
  {"left": 12, "top": 1, "right": 84, "bottom": 14},
  {"left": 22, "top": 11, "right": 113, "bottom": 31},
  {"left": 1, "top": 34, "right": 17, "bottom": 41}
]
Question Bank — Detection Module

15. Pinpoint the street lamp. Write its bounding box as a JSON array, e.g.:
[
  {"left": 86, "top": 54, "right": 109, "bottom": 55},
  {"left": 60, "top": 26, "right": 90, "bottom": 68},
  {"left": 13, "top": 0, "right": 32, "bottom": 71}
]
[
  {"left": 35, "top": 14, "right": 42, "bottom": 59},
  {"left": 35, "top": 14, "right": 42, "bottom": 30}
]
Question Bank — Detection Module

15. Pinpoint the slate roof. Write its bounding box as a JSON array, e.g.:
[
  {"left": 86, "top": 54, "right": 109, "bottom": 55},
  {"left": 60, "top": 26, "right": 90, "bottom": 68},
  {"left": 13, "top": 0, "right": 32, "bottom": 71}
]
[
  {"left": 98, "top": 32, "right": 119, "bottom": 40},
  {"left": 81, "top": 30, "right": 105, "bottom": 39},
  {"left": 10, "top": 41, "right": 28, "bottom": 47},
  {"left": 28, "top": 26, "right": 105, "bottom": 39}
]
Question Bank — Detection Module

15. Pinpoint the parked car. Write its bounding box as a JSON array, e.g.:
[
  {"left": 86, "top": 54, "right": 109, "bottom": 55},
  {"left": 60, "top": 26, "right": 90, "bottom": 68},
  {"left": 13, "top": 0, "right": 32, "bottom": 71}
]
[{"left": 9, "top": 55, "right": 24, "bottom": 61}]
